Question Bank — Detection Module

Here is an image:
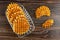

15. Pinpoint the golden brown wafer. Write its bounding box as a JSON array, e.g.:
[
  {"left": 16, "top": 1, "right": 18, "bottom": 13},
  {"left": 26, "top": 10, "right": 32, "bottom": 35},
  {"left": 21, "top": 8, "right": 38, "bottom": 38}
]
[
  {"left": 6, "top": 3, "right": 30, "bottom": 35},
  {"left": 35, "top": 6, "right": 51, "bottom": 19}
]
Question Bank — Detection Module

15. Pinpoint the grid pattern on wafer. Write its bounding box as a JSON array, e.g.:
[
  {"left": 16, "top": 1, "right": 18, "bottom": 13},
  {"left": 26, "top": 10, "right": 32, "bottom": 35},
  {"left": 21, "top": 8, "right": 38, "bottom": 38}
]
[
  {"left": 6, "top": 3, "right": 30, "bottom": 35},
  {"left": 35, "top": 6, "right": 51, "bottom": 19}
]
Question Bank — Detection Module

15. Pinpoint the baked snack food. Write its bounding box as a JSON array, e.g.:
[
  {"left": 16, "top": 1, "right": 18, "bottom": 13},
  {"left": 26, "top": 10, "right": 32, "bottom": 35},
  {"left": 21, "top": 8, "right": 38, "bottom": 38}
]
[
  {"left": 42, "top": 19, "right": 54, "bottom": 29},
  {"left": 6, "top": 3, "right": 30, "bottom": 35},
  {"left": 35, "top": 6, "right": 51, "bottom": 19}
]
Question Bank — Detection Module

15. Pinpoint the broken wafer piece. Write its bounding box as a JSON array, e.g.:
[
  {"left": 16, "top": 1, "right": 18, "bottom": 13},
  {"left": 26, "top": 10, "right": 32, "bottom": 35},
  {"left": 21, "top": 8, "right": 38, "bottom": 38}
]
[
  {"left": 42, "top": 19, "right": 54, "bottom": 29},
  {"left": 6, "top": 3, "right": 35, "bottom": 36},
  {"left": 35, "top": 6, "right": 51, "bottom": 19}
]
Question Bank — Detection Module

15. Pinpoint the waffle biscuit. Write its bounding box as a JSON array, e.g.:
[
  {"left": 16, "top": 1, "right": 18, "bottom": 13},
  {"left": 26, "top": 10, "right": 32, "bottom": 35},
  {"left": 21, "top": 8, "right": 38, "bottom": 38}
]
[
  {"left": 6, "top": 3, "right": 30, "bottom": 35},
  {"left": 35, "top": 6, "right": 51, "bottom": 19},
  {"left": 42, "top": 19, "right": 54, "bottom": 29}
]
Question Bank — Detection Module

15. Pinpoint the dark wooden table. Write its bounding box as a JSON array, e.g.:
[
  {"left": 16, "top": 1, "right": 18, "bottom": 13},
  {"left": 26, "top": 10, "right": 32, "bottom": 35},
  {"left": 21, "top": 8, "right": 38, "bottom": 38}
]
[{"left": 0, "top": 0, "right": 60, "bottom": 40}]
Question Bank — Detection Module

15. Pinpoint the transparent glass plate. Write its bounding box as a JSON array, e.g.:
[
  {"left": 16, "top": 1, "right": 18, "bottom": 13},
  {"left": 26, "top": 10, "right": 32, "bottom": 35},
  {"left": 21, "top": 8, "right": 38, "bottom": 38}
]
[{"left": 5, "top": 2, "right": 35, "bottom": 38}]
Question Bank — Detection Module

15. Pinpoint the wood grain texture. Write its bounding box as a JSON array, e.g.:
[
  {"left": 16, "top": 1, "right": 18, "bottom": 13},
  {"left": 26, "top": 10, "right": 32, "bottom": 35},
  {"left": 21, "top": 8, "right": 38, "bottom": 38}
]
[{"left": 0, "top": 1, "right": 60, "bottom": 40}]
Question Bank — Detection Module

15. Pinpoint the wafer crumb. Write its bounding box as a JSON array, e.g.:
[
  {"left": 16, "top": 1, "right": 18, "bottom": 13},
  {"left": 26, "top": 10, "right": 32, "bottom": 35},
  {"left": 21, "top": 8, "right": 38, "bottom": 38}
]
[{"left": 42, "top": 19, "right": 54, "bottom": 29}]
